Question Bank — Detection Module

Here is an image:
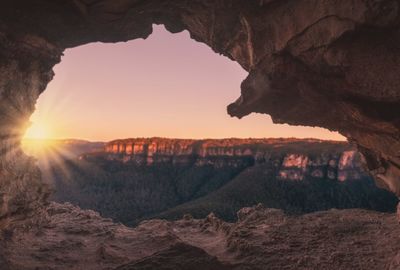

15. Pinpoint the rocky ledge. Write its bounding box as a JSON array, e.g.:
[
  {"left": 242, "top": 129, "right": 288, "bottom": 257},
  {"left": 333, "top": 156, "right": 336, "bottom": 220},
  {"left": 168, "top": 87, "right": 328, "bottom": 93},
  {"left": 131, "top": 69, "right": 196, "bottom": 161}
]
[{"left": 1, "top": 202, "right": 400, "bottom": 270}]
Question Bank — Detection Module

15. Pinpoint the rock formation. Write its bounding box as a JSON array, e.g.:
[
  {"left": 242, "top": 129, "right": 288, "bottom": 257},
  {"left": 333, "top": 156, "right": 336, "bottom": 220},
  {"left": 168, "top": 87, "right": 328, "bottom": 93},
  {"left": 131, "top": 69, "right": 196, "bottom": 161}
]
[
  {"left": 1, "top": 1, "right": 400, "bottom": 222},
  {"left": 97, "top": 138, "right": 367, "bottom": 182},
  {"left": 2, "top": 202, "right": 400, "bottom": 270},
  {"left": 1, "top": 2, "right": 400, "bottom": 268}
]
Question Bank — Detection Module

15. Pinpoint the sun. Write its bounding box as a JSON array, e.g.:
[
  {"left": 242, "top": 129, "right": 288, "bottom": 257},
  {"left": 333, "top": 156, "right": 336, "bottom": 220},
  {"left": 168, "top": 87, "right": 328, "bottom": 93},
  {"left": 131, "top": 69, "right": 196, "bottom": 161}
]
[
  {"left": 24, "top": 122, "right": 52, "bottom": 140},
  {"left": 22, "top": 121, "right": 57, "bottom": 156}
]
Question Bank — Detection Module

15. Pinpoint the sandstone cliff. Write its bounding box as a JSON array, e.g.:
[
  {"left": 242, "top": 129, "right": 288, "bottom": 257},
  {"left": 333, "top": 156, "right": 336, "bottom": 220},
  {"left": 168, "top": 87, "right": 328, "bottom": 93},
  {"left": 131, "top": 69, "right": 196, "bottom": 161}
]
[
  {"left": 96, "top": 138, "right": 367, "bottom": 182},
  {"left": 47, "top": 138, "right": 397, "bottom": 226}
]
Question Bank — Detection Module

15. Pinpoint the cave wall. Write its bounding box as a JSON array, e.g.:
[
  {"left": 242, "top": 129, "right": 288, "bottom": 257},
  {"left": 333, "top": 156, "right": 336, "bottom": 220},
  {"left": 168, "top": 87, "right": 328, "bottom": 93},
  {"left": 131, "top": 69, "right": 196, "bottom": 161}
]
[
  {"left": 0, "top": 31, "right": 61, "bottom": 226},
  {"left": 0, "top": 0, "right": 400, "bottom": 222}
]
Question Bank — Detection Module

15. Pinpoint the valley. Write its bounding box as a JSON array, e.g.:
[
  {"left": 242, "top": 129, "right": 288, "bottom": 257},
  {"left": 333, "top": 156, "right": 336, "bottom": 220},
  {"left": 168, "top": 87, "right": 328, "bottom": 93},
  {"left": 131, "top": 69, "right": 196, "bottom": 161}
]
[{"left": 27, "top": 138, "right": 397, "bottom": 226}]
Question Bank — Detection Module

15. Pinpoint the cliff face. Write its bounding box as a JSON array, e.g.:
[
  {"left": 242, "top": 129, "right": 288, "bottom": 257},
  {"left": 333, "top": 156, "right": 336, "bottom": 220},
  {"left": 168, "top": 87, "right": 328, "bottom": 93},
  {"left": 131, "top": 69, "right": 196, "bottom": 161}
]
[
  {"left": 97, "top": 138, "right": 366, "bottom": 182},
  {"left": 0, "top": 31, "right": 60, "bottom": 227},
  {"left": 0, "top": 1, "right": 400, "bottom": 223},
  {"left": 49, "top": 138, "right": 397, "bottom": 226}
]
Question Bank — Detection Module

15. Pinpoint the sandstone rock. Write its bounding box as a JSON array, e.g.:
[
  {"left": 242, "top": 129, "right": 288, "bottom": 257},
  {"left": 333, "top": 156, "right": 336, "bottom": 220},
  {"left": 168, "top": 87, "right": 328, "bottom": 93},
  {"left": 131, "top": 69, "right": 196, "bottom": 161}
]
[
  {"left": 3, "top": 202, "right": 400, "bottom": 270},
  {"left": 97, "top": 138, "right": 368, "bottom": 183},
  {"left": 115, "top": 243, "right": 232, "bottom": 270}
]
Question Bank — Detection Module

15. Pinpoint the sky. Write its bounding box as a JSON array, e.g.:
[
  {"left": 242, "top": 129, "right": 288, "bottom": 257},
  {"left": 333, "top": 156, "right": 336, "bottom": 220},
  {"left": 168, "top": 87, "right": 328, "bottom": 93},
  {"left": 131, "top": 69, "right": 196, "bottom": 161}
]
[{"left": 24, "top": 25, "right": 345, "bottom": 142}]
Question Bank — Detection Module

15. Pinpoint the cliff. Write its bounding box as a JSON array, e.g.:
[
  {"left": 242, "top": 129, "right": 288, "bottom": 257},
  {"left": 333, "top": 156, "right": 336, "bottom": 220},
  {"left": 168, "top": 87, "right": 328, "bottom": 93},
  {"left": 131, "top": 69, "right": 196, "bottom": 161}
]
[
  {"left": 94, "top": 138, "right": 367, "bottom": 182},
  {"left": 48, "top": 138, "right": 397, "bottom": 226}
]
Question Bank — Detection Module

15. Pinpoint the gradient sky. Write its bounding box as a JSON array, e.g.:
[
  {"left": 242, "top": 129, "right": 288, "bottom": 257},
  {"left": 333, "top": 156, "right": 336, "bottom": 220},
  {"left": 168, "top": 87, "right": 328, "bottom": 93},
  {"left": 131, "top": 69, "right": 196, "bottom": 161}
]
[{"left": 25, "top": 25, "right": 345, "bottom": 142}]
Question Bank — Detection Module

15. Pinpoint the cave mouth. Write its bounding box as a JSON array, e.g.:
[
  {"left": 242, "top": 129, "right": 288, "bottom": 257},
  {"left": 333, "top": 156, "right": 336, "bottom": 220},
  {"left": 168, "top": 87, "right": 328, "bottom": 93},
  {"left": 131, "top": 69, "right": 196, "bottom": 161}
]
[
  {"left": 22, "top": 24, "right": 345, "bottom": 149},
  {"left": 9, "top": 4, "right": 398, "bottom": 228},
  {"left": 15, "top": 24, "right": 350, "bottom": 226},
  {"left": 0, "top": 1, "right": 399, "bottom": 238}
]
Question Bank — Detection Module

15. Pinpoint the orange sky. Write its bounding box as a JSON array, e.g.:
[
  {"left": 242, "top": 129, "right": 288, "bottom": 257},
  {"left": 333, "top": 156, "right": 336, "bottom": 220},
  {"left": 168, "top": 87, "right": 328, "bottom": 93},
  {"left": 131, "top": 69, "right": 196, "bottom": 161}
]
[{"left": 25, "top": 25, "right": 345, "bottom": 142}]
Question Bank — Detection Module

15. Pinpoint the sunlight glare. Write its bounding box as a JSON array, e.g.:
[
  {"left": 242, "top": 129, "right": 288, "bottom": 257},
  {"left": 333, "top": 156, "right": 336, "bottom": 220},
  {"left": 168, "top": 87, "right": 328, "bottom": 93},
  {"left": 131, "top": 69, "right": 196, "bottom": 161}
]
[
  {"left": 24, "top": 122, "right": 52, "bottom": 140},
  {"left": 22, "top": 120, "right": 56, "bottom": 157}
]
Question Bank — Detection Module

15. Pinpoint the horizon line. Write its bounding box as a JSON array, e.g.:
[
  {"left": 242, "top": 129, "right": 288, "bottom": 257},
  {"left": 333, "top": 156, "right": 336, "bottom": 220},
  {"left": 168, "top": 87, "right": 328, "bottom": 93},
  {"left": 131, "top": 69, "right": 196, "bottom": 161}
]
[{"left": 22, "top": 136, "right": 348, "bottom": 143}]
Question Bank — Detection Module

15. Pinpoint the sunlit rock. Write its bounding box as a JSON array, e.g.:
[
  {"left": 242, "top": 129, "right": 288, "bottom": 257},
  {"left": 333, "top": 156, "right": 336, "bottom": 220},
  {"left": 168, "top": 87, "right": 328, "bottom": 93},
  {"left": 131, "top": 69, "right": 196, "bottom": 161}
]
[{"left": 94, "top": 138, "right": 370, "bottom": 183}]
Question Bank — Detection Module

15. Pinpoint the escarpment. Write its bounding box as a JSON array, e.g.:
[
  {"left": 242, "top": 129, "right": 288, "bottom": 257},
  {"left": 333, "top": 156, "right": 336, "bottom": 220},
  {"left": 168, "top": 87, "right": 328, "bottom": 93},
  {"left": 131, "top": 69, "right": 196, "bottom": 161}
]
[
  {"left": 1, "top": 1, "right": 400, "bottom": 222},
  {"left": 56, "top": 138, "right": 397, "bottom": 226},
  {"left": 97, "top": 138, "right": 366, "bottom": 182}
]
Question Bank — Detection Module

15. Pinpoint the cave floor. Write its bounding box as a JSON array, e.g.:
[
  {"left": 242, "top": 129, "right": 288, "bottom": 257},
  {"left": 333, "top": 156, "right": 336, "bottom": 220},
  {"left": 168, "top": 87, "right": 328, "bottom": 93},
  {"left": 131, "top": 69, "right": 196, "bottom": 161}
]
[{"left": 1, "top": 203, "right": 400, "bottom": 270}]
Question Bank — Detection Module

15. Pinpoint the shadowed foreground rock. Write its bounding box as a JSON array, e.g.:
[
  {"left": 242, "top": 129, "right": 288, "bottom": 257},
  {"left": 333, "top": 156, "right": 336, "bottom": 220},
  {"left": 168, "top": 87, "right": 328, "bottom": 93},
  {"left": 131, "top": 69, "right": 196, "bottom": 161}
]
[
  {"left": 1, "top": 203, "right": 400, "bottom": 270},
  {"left": 115, "top": 243, "right": 232, "bottom": 270}
]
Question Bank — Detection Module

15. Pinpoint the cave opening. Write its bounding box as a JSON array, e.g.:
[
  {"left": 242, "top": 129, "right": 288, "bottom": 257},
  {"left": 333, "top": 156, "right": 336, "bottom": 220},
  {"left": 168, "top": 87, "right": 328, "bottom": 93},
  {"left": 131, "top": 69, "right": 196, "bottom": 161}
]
[
  {"left": 16, "top": 24, "right": 397, "bottom": 228},
  {"left": 16, "top": 25, "right": 366, "bottom": 227},
  {"left": 2, "top": 3, "right": 400, "bottom": 268},
  {"left": 22, "top": 24, "right": 344, "bottom": 146}
]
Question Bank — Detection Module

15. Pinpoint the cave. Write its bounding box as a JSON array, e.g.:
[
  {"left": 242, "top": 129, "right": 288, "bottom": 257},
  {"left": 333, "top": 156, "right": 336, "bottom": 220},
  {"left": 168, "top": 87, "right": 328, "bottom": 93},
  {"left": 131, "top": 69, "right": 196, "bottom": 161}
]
[
  {"left": 1, "top": 1, "right": 400, "bottom": 269},
  {"left": 24, "top": 24, "right": 343, "bottom": 142}
]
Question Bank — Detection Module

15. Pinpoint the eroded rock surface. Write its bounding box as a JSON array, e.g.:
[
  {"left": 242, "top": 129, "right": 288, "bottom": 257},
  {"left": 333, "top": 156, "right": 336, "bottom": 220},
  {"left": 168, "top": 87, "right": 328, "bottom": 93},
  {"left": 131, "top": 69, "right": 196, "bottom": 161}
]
[
  {"left": 1, "top": 203, "right": 400, "bottom": 270},
  {"left": 115, "top": 243, "right": 232, "bottom": 270}
]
